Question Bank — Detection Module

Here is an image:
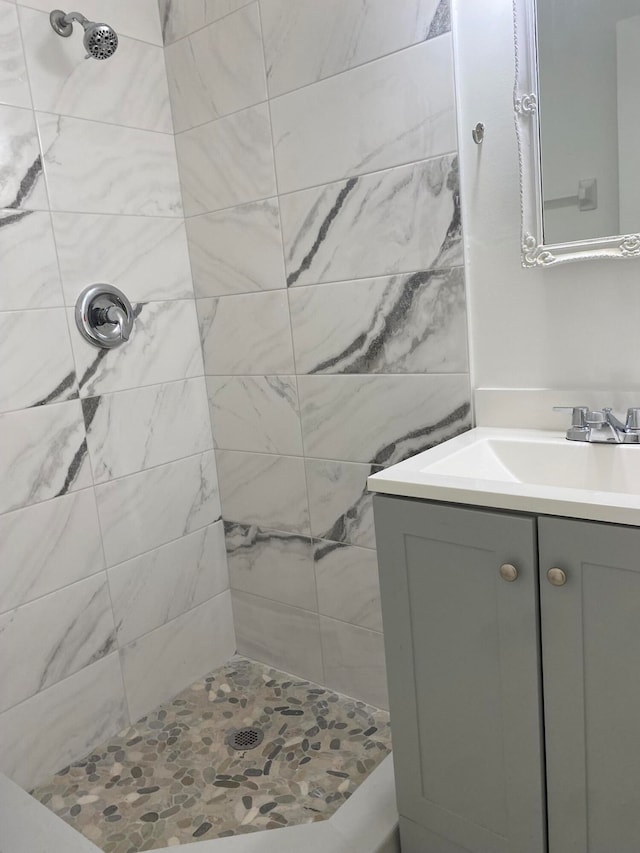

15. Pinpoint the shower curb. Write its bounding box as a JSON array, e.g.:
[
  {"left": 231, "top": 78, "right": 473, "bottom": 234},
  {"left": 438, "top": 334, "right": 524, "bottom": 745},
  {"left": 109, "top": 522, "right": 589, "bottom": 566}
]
[{"left": 0, "top": 755, "right": 399, "bottom": 853}]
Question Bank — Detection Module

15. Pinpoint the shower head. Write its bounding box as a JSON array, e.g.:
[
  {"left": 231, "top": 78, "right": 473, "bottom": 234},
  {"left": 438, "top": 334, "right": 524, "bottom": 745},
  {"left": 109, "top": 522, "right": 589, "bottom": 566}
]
[{"left": 50, "top": 10, "right": 118, "bottom": 60}]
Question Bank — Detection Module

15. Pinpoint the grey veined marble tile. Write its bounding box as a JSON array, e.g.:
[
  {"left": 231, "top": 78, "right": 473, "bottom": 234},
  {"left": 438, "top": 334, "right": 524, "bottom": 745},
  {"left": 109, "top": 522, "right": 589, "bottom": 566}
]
[
  {"left": 0, "top": 211, "right": 63, "bottom": 310},
  {"left": 0, "top": 104, "right": 47, "bottom": 209},
  {"left": 0, "top": 1, "right": 30, "bottom": 108},
  {"left": 0, "top": 400, "right": 91, "bottom": 515},
  {"left": 320, "top": 616, "right": 388, "bottom": 710},
  {"left": 159, "top": 0, "right": 254, "bottom": 44},
  {"left": 271, "top": 37, "right": 457, "bottom": 194},
  {"left": 290, "top": 267, "right": 469, "bottom": 375},
  {"left": 165, "top": 3, "right": 266, "bottom": 132},
  {"left": 298, "top": 373, "right": 472, "bottom": 466},
  {"left": 314, "top": 540, "right": 382, "bottom": 633},
  {"left": 281, "top": 155, "right": 462, "bottom": 288},
  {"left": 262, "top": 0, "right": 450, "bottom": 98},
  {"left": 306, "top": 459, "right": 379, "bottom": 550},
  {"left": 0, "top": 573, "right": 116, "bottom": 714}
]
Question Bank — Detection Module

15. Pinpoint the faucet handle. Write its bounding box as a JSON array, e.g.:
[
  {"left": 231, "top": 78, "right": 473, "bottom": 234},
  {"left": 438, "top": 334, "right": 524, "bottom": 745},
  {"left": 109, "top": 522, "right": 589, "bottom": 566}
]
[
  {"left": 626, "top": 408, "right": 640, "bottom": 431},
  {"left": 553, "top": 406, "right": 589, "bottom": 428}
]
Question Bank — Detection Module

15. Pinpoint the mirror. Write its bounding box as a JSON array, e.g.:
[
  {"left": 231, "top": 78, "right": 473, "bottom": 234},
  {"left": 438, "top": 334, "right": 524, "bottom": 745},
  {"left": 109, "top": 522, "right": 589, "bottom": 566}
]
[{"left": 514, "top": 0, "right": 640, "bottom": 265}]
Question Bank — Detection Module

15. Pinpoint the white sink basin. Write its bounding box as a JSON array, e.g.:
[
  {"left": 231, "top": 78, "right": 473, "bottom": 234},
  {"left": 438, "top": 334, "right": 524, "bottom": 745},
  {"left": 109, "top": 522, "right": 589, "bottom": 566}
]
[{"left": 368, "top": 428, "right": 640, "bottom": 526}]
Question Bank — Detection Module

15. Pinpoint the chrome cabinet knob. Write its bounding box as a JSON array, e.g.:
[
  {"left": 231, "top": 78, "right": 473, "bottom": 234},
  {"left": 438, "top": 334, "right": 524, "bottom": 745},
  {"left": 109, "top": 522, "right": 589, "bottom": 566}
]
[
  {"left": 75, "top": 283, "right": 134, "bottom": 349},
  {"left": 500, "top": 563, "right": 519, "bottom": 582},
  {"left": 547, "top": 567, "right": 567, "bottom": 587}
]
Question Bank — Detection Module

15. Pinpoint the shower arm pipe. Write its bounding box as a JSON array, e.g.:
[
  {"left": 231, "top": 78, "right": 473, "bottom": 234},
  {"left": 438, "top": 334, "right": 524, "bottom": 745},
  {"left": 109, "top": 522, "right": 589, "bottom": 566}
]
[{"left": 61, "top": 11, "right": 88, "bottom": 26}]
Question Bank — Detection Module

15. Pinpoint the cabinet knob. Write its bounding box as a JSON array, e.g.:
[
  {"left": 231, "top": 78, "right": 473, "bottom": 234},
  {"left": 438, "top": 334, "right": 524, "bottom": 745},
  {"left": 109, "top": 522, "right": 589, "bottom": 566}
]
[
  {"left": 547, "top": 567, "right": 567, "bottom": 587},
  {"left": 500, "top": 563, "right": 519, "bottom": 582}
]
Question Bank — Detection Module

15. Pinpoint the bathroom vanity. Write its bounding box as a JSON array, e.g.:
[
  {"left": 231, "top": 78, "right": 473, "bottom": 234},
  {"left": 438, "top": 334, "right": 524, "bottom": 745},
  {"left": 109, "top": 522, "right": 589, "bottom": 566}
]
[{"left": 370, "top": 428, "right": 640, "bottom": 853}]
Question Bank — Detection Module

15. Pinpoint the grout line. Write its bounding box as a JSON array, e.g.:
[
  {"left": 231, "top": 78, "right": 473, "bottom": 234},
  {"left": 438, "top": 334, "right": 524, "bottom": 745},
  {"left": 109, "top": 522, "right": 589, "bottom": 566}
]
[{"left": 162, "top": 0, "right": 255, "bottom": 48}]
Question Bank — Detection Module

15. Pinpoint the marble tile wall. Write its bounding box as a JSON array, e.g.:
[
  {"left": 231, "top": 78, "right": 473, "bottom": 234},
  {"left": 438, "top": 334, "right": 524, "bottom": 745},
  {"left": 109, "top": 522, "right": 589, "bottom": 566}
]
[
  {"left": 0, "top": 0, "right": 235, "bottom": 791},
  {"left": 163, "top": 0, "right": 471, "bottom": 709}
]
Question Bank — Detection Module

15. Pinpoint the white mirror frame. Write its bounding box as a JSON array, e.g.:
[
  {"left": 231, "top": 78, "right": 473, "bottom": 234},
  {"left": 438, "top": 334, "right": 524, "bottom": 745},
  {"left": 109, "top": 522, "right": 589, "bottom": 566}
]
[{"left": 513, "top": 0, "right": 640, "bottom": 267}]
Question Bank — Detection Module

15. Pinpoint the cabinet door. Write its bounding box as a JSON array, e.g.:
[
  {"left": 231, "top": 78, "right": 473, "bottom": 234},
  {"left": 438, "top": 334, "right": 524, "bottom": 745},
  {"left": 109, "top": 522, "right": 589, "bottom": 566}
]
[
  {"left": 374, "top": 496, "right": 545, "bottom": 853},
  {"left": 539, "top": 517, "right": 640, "bottom": 853}
]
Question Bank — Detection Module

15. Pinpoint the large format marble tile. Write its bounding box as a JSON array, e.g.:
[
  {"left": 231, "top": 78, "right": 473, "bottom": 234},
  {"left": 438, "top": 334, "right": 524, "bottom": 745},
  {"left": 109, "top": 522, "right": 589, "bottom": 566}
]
[
  {"left": 0, "top": 308, "right": 77, "bottom": 413},
  {"left": 207, "top": 375, "right": 303, "bottom": 455},
  {"left": 186, "top": 199, "right": 285, "bottom": 297},
  {"left": 262, "top": 0, "right": 450, "bottom": 97},
  {"left": 108, "top": 522, "right": 228, "bottom": 646},
  {"left": 272, "top": 37, "right": 456, "bottom": 194},
  {"left": 19, "top": 7, "right": 172, "bottom": 132},
  {"left": 17, "top": 0, "right": 163, "bottom": 45},
  {"left": 0, "top": 654, "right": 128, "bottom": 791},
  {"left": 232, "top": 591, "right": 323, "bottom": 684},
  {"left": 165, "top": 3, "right": 266, "bottom": 132},
  {"left": 0, "top": 489, "right": 103, "bottom": 613},
  {"left": 298, "top": 373, "right": 472, "bottom": 465},
  {"left": 198, "top": 291, "right": 294, "bottom": 375},
  {"left": 217, "top": 450, "right": 309, "bottom": 534},
  {"left": 0, "top": 1, "right": 30, "bottom": 108},
  {"left": 158, "top": 0, "right": 253, "bottom": 44},
  {"left": 0, "top": 104, "right": 47, "bottom": 209},
  {"left": 71, "top": 300, "right": 203, "bottom": 398},
  {"left": 0, "top": 573, "right": 116, "bottom": 713},
  {"left": 320, "top": 617, "right": 388, "bottom": 709},
  {"left": 53, "top": 214, "right": 193, "bottom": 305},
  {"left": 306, "top": 459, "right": 378, "bottom": 550},
  {"left": 0, "top": 400, "right": 91, "bottom": 515},
  {"left": 176, "top": 103, "right": 276, "bottom": 216},
  {"left": 290, "top": 267, "right": 468, "bottom": 375},
  {"left": 314, "top": 541, "right": 382, "bottom": 632},
  {"left": 0, "top": 211, "right": 63, "bottom": 310},
  {"left": 226, "top": 523, "right": 316, "bottom": 610},
  {"left": 37, "top": 113, "right": 182, "bottom": 215},
  {"left": 83, "top": 377, "right": 212, "bottom": 483},
  {"left": 95, "top": 451, "right": 221, "bottom": 566},
  {"left": 120, "top": 591, "right": 236, "bottom": 722},
  {"left": 281, "top": 155, "right": 462, "bottom": 287}
]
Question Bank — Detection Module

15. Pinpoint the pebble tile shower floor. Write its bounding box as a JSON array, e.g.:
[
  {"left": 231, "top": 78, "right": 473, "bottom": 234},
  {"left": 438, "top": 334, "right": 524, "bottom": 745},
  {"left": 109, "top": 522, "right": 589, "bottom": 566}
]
[{"left": 31, "top": 658, "right": 391, "bottom": 851}]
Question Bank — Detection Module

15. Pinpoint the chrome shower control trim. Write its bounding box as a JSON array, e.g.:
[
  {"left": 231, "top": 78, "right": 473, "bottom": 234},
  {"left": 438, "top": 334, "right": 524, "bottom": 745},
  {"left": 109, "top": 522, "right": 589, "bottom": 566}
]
[{"left": 75, "top": 284, "right": 134, "bottom": 349}]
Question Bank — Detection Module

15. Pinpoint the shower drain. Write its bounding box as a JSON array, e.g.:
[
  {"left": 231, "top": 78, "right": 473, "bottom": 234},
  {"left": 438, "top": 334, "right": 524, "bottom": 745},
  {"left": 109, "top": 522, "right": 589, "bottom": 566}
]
[{"left": 226, "top": 727, "right": 264, "bottom": 751}]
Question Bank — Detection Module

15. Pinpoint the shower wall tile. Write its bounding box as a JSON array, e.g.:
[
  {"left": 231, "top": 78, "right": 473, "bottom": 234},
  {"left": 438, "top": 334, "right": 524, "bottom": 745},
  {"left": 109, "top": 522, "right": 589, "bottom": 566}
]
[
  {"left": 0, "top": 308, "right": 77, "bottom": 413},
  {"left": 19, "top": 7, "right": 172, "bottom": 132},
  {"left": 186, "top": 199, "right": 285, "bottom": 297},
  {"left": 0, "top": 1, "right": 30, "bottom": 108},
  {"left": 120, "top": 591, "right": 236, "bottom": 722},
  {"left": 108, "top": 522, "right": 228, "bottom": 646},
  {"left": 83, "top": 377, "right": 212, "bottom": 484},
  {"left": 281, "top": 155, "right": 462, "bottom": 288},
  {"left": 272, "top": 37, "right": 457, "bottom": 194},
  {"left": 0, "top": 104, "right": 48, "bottom": 209},
  {"left": 216, "top": 450, "right": 309, "bottom": 534},
  {"left": 261, "top": 0, "right": 449, "bottom": 97},
  {"left": 226, "top": 523, "right": 316, "bottom": 610},
  {"left": 314, "top": 541, "right": 382, "bottom": 633},
  {"left": 0, "top": 573, "right": 115, "bottom": 713},
  {"left": 198, "top": 291, "right": 294, "bottom": 375},
  {"left": 71, "top": 299, "right": 203, "bottom": 398},
  {"left": 298, "top": 373, "right": 472, "bottom": 466},
  {"left": 289, "top": 268, "right": 469, "bottom": 375},
  {"left": 320, "top": 616, "right": 388, "bottom": 710},
  {"left": 0, "top": 489, "right": 104, "bottom": 614},
  {"left": 175, "top": 103, "right": 276, "bottom": 215},
  {"left": 19, "top": 0, "right": 163, "bottom": 45},
  {"left": 232, "top": 591, "right": 323, "bottom": 684},
  {"left": 0, "top": 400, "right": 91, "bottom": 516},
  {"left": 306, "top": 459, "right": 378, "bottom": 550},
  {"left": 0, "top": 211, "right": 63, "bottom": 310},
  {"left": 53, "top": 214, "right": 193, "bottom": 305},
  {"left": 37, "top": 113, "right": 183, "bottom": 215},
  {"left": 95, "top": 450, "right": 221, "bottom": 567},
  {"left": 0, "top": 654, "right": 128, "bottom": 791},
  {"left": 207, "top": 375, "right": 303, "bottom": 455},
  {"left": 158, "top": 0, "right": 253, "bottom": 44},
  {"left": 165, "top": 3, "right": 266, "bottom": 133}
]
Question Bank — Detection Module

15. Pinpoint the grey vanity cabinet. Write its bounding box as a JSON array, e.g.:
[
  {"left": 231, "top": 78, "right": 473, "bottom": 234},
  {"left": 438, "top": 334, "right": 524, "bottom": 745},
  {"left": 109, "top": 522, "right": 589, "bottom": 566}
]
[{"left": 374, "top": 496, "right": 640, "bottom": 853}]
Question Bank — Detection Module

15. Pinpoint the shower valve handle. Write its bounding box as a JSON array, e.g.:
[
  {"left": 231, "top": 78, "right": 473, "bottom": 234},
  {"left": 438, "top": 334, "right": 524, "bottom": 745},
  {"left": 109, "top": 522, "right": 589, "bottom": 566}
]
[{"left": 75, "top": 284, "right": 134, "bottom": 349}]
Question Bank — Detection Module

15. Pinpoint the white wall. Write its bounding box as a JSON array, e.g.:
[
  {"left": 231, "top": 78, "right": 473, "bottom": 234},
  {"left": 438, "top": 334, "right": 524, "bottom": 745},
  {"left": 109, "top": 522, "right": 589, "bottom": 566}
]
[{"left": 453, "top": 0, "right": 640, "bottom": 394}]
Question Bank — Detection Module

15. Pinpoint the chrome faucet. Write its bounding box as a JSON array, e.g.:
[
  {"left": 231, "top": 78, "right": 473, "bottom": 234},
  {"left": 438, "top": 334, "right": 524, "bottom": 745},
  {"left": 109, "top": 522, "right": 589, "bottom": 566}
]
[{"left": 554, "top": 406, "right": 640, "bottom": 444}]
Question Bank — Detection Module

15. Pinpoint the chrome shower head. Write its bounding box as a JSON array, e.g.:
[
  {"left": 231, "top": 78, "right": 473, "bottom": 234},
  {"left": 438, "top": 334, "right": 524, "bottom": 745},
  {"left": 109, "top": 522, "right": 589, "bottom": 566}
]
[{"left": 50, "top": 10, "right": 118, "bottom": 60}]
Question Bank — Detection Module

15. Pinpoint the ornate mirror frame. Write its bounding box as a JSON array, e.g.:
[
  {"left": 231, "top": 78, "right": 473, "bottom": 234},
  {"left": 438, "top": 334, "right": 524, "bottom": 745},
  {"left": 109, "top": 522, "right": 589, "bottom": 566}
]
[{"left": 513, "top": 0, "right": 640, "bottom": 267}]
